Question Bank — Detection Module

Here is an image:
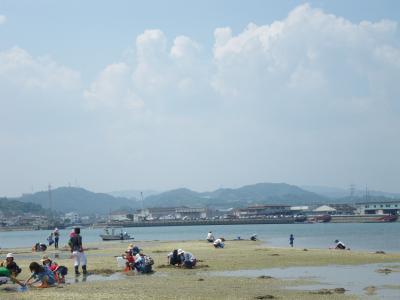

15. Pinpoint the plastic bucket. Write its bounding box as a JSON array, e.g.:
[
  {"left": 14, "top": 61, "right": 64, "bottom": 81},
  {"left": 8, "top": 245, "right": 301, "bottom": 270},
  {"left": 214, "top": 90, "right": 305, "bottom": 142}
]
[{"left": 116, "top": 256, "right": 125, "bottom": 268}]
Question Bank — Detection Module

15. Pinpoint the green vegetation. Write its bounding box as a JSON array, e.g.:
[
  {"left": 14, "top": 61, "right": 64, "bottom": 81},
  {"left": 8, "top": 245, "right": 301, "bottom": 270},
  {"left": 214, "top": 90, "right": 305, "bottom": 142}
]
[
  {"left": 14, "top": 187, "right": 139, "bottom": 214},
  {"left": 145, "top": 183, "right": 327, "bottom": 208},
  {"left": 0, "top": 198, "right": 44, "bottom": 216}
]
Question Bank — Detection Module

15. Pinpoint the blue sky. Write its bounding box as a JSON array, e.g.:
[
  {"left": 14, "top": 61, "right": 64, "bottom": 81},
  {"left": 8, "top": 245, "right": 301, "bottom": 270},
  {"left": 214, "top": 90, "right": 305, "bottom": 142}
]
[
  {"left": 2, "top": 0, "right": 399, "bottom": 79},
  {"left": 0, "top": 1, "right": 400, "bottom": 196}
]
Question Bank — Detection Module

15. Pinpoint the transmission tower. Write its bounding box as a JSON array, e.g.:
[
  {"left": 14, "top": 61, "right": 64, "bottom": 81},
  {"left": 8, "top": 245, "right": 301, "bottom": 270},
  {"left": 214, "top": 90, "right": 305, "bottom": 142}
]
[{"left": 48, "top": 184, "right": 53, "bottom": 219}]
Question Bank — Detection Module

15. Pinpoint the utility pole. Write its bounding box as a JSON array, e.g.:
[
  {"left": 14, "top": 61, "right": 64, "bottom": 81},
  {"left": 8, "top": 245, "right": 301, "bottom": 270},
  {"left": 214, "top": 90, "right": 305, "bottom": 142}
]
[
  {"left": 349, "top": 184, "right": 355, "bottom": 203},
  {"left": 48, "top": 184, "right": 53, "bottom": 222}
]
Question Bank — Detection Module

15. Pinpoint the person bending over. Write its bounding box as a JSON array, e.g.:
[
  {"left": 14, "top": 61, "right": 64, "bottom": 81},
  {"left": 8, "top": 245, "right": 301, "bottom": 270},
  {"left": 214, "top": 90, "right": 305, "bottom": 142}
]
[{"left": 24, "top": 262, "right": 55, "bottom": 288}]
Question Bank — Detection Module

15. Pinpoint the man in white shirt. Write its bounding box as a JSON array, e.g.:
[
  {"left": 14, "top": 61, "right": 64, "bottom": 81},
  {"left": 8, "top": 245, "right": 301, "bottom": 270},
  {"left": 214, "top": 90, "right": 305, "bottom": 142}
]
[{"left": 206, "top": 231, "right": 215, "bottom": 242}]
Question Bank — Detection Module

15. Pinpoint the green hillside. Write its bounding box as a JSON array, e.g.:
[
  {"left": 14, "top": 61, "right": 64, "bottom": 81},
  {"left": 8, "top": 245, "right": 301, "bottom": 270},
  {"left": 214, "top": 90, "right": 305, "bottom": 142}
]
[
  {"left": 15, "top": 187, "right": 140, "bottom": 215},
  {"left": 144, "top": 183, "right": 328, "bottom": 208},
  {"left": 0, "top": 197, "right": 44, "bottom": 216}
]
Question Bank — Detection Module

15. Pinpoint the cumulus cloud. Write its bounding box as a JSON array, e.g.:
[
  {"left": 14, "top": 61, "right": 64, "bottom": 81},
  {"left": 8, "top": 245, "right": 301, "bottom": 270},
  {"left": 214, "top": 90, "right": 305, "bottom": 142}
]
[
  {"left": 0, "top": 47, "right": 81, "bottom": 91},
  {"left": 85, "top": 30, "right": 208, "bottom": 111},
  {"left": 84, "top": 62, "right": 143, "bottom": 110},
  {"left": 82, "top": 3, "right": 400, "bottom": 192},
  {"left": 0, "top": 15, "right": 6, "bottom": 25},
  {"left": 212, "top": 4, "right": 400, "bottom": 116}
]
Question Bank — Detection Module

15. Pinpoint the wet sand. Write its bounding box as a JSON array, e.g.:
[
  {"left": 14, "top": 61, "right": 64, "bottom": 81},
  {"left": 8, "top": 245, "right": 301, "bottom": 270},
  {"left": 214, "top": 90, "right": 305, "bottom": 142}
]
[{"left": 1, "top": 240, "right": 399, "bottom": 299}]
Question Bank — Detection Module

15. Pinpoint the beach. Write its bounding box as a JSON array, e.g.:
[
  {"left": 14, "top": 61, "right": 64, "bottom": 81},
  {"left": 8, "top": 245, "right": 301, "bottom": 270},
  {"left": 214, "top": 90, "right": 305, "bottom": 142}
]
[{"left": 0, "top": 239, "right": 399, "bottom": 299}]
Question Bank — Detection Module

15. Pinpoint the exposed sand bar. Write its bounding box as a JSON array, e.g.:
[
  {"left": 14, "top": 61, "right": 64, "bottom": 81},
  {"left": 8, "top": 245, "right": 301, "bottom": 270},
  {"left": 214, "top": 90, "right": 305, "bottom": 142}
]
[{"left": 1, "top": 240, "right": 399, "bottom": 299}]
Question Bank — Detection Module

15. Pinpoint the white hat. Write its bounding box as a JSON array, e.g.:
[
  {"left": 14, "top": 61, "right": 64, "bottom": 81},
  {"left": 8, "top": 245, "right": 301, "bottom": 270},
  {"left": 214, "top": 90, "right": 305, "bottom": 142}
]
[
  {"left": 6, "top": 253, "right": 13, "bottom": 259},
  {"left": 177, "top": 249, "right": 184, "bottom": 255}
]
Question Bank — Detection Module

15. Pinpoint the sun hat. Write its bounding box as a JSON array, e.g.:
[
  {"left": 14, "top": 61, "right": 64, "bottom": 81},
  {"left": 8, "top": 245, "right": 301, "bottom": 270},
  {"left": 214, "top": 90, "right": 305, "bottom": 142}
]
[
  {"left": 6, "top": 253, "right": 13, "bottom": 259},
  {"left": 40, "top": 255, "right": 51, "bottom": 262},
  {"left": 177, "top": 249, "right": 184, "bottom": 255}
]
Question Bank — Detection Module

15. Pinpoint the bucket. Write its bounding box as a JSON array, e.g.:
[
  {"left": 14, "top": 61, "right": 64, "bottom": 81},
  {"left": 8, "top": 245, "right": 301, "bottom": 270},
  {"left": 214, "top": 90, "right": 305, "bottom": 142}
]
[{"left": 116, "top": 256, "right": 125, "bottom": 268}]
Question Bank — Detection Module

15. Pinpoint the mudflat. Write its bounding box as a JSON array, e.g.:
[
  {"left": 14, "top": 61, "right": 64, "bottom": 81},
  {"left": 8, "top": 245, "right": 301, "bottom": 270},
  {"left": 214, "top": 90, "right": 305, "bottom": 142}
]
[{"left": 1, "top": 240, "right": 399, "bottom": 299}]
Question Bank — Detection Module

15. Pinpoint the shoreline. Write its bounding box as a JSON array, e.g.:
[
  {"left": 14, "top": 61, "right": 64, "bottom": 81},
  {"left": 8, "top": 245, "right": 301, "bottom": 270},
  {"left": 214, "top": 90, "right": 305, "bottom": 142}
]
[{"left": 1, "top": 214, "right": 398, "bottom": 232}]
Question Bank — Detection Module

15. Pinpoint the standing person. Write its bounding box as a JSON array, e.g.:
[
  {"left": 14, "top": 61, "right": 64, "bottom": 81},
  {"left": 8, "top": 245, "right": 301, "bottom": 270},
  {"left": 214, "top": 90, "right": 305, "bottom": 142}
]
[
  {"left": 68, "top": 227, "right": 87, "bottom": 275},
  {"left": 47, "top": 233, "right": 54, "bottom": 246},
  {"left": 53, "top": 228, "right": 60, "bottom": 249},
  {"left": 289, "top": 234, "right": 294, "bottom": 247},
  {"left": 206, "top": 231, "right": 215, "bottom": 243}
]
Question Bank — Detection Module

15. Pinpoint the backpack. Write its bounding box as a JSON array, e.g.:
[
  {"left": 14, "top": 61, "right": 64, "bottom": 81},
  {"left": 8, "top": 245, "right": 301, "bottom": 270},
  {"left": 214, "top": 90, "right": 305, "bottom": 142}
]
[
  {"left": 57, "top": 266, "right": 68, "bottom": 276},
  {"left": 144, "top": 256, "right": 154, "bottom": 266}
]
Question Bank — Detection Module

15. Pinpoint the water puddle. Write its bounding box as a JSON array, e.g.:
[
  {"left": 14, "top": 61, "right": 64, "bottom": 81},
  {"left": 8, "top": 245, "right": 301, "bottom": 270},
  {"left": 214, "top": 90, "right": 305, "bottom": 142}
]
[
  {"left": 65, "top": 270, "right": 160, "bottom": 284},
  {"left": 208, "top": 263, "right": 400, "bottom": 299},
  {"left": 66, "top": 272, "right": 125, "bottom": 283}
]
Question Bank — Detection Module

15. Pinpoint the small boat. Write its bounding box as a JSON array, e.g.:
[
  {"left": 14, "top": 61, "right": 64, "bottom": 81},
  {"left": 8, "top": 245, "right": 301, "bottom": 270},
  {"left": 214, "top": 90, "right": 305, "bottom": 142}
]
[
  {"left": 376, "top": 215, "right": 398, "bottom": 222},
  {"left": 314, "top": 214, "right": 332, "bottom": 223},
  {"left": 100, "top": 227, "right": 134, "bottom": 241}
]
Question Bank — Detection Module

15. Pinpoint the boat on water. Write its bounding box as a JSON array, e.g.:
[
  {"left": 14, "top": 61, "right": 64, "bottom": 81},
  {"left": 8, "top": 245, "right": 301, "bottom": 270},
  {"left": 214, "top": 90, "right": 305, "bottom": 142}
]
[
  {"left": 376, "top": 214, "right": 398, "bottom": 222},
  {"left": 100, "top": 227, "right": 134, "bottom": 241}
]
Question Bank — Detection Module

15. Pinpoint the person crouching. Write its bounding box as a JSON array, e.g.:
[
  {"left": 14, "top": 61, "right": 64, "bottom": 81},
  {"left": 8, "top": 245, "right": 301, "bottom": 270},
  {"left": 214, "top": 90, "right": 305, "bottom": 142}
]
[
  {"left": 213, "top": 238, "right": 225, "bottom": 248},
  {"left": 179, "top": 250, "right": 196, "bottom": 269},
  {"left": 24, "top": 262, "right": 56, "bottom": 288},
  {"left": 122, "top": 249, "right": 135, "bottom": 272}
]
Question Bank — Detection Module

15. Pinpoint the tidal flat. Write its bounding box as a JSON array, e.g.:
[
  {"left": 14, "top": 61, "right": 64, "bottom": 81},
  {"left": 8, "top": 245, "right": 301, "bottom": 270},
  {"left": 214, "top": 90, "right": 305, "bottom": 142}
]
[{"left": 1, "top": 240, "right": 399, "bottom": 299}]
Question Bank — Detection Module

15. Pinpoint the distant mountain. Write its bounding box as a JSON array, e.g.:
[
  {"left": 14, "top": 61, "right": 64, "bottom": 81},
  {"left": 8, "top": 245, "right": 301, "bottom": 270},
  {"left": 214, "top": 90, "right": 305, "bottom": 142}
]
[
  {"left": 14, "top": 187, "right": 140, "bottom": 215},
  {"left": 107, "top": 189, "right": 160, "bottom": 199},
  {"left": 301, "top": 186, "right": 350, "bottom": 198},
  {"left": 145, "top": 188, "right": 208, "bottom": 208},
  {"left": 0, "top": 197, "right": 44, "bottom": 216},
  {"left": 302, "top": 185, "right": 400, "bottom": 199},
  {"left": 144, "top": 183, "right": 328, "bottom": 208}
]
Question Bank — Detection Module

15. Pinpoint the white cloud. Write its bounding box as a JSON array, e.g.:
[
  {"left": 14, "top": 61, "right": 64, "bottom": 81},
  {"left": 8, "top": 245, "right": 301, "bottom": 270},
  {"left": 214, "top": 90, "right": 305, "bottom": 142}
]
[
  {"left": 84, "top": 62, "right": 143, "bottom": 110},
  {"left": 212, "top": 3, "right": 400, "bottom": 113},
  {"left": 0, "top": 15, "right": 6, "bottom": 25},
  {"left": 0, "top": 47, "right": 81, "bottom": 91},
  {"left": 85, "top": 30, "right": 208, "bottom": 111}
]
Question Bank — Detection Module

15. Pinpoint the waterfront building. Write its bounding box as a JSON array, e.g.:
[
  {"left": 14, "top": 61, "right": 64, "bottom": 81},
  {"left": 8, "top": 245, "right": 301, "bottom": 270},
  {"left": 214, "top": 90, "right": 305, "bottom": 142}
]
[
  {"left": 355, "top": 200, "right": 400, "bottom": 215},
  {"left": 109, "top": 210, "right": 131, "bottom": 221},
  {"left": 175, "top": 207, "right": 208, "bottom": 219},
  {"left": 313, "top": 204, "right": 356, "bottom": 215},
  {"left": 65, "top": 212, "right": 80, "bottom": 224},
  {"left": 234, "top": 205, "right": 292, "bottom": 218},
  {"left": 136, "top": 206, "right": 210, "bottom": 221}
]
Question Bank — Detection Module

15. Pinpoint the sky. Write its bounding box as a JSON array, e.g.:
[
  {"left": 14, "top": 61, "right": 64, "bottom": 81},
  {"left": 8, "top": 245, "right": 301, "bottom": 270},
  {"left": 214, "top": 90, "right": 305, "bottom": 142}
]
[{"left": 1, "top": 0, "right": 400, "bottom": 196}]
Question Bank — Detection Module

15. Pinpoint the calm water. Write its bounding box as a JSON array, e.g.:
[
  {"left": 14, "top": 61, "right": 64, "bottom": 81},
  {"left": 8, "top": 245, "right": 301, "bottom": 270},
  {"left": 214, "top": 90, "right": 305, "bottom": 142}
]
[
  {"left": 209, "top": 263, "right": 400, "bottom": 299},
  {"left": 0, "top": 222, "right": 399, "bottom": 252}
]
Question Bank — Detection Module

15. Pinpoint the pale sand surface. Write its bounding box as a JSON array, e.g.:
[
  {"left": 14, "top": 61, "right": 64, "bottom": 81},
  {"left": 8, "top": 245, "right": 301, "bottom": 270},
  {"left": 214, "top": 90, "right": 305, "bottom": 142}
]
[{"left": 1, "top": 240, "right": 399, "bottom": 299}]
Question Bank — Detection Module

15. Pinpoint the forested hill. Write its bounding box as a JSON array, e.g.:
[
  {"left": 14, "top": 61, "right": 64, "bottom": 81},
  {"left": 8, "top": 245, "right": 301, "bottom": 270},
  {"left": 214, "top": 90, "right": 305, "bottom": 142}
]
[
  {"left": 144, "top": 183, "right": 327, "bottom": 208},
  {"left": 14, "top": 187, "right": 139, "bottom": 215},
  {"left": 0, "top": 197, "right": 44, "bottom": 216}
]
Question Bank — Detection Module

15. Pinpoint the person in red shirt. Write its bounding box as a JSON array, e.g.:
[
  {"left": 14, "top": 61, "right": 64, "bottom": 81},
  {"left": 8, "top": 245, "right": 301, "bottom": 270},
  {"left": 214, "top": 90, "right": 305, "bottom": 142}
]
[{"left": 122, "top": 249, "right": 135, "bottom": 272}]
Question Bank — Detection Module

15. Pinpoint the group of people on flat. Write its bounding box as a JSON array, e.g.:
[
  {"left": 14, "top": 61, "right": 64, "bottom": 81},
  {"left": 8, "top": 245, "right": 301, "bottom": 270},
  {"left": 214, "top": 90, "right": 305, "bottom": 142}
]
[
  {"left": 1, "top": 227, "right": 350, "bottom": 289},
  {"left": 0, "top": 252, "right": 68, "bottom": 288},
  {"left": 0, "top": 226, "right": 86, "bottom": 289},
  {"left": 121, "top": 243, "right": 154, "bottom": 273}
]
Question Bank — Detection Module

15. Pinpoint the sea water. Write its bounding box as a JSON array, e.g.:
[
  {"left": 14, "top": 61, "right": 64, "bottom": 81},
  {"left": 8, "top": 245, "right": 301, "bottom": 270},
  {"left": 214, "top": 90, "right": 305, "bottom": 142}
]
[{"left": 0, "top": 222, "right": 399, "bottom": 252}]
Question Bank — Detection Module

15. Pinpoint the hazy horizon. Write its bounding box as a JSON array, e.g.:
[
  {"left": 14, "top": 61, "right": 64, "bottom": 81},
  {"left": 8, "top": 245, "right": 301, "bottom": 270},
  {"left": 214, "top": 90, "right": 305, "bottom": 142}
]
[{"left": 1, "top": 1, "right": 399, "bottom": 197}]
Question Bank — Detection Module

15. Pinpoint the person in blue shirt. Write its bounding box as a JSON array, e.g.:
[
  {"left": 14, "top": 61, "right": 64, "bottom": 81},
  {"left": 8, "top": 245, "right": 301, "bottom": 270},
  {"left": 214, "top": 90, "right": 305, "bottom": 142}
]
[
  {"left": 24, "top": 262, "right": 55, "bottom": 288},
  {"left": 289, "top": 234, "right": 294, "bottom": 247}
]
